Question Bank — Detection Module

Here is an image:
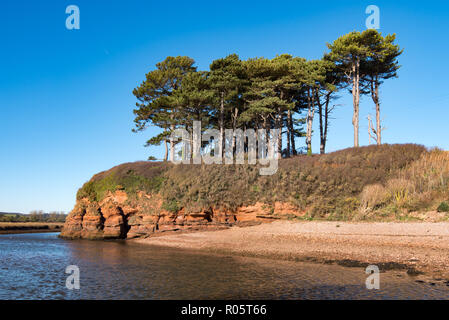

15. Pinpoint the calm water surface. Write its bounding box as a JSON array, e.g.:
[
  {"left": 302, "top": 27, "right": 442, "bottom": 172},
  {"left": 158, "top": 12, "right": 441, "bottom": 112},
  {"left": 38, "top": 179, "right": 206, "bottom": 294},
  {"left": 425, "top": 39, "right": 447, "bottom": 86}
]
[{"left": 0, "top": 232, "right": 448, "bottom": 300}]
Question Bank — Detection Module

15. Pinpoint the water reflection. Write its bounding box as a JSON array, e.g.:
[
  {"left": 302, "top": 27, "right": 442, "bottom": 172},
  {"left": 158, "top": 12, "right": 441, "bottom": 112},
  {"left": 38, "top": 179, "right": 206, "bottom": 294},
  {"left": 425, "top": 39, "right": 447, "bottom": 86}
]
[{"left": 0, "top": 233, "right": 448, "bottom": 299}]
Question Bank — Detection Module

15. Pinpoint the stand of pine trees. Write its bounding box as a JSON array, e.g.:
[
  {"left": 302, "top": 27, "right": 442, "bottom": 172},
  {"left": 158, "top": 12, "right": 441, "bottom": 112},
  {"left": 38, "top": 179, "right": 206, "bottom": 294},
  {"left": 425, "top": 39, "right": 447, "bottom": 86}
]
[{"left": 133, "top": 30, "right": 402, "bottom": 161}]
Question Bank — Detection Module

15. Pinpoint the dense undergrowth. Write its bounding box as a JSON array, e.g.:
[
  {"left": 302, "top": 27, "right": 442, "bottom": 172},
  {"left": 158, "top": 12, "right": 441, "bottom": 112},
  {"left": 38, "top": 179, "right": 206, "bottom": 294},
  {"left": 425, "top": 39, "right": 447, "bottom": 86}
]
[{"left": 75, "top": 144, "right": 449, "bottom": 220}]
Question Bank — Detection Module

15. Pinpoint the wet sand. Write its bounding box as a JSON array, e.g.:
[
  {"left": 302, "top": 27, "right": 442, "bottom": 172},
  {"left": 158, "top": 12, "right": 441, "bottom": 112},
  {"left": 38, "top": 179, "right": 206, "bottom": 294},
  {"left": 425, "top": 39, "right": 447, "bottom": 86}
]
[{"left": 136, "top": 221, "right": 449, "bottom": 280}]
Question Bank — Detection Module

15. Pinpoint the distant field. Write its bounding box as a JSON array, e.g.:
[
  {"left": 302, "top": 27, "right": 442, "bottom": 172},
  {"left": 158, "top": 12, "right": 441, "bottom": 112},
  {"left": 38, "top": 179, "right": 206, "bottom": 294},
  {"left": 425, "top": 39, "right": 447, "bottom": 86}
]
[{"left": 0, "top": 222, "right": 64, "bottom": 234}]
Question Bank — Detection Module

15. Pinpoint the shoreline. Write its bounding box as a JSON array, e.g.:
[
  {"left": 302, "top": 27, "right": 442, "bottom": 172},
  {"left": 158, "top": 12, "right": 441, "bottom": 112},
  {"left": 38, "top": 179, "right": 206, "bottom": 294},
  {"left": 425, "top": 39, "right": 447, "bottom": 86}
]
[
  {"left": 0, "top": 223, "right": 63, "bottom": 235},
  {"left": 135, "top": 221, "right": 449, "bottom": 280},
  {"left": 0, "top": 229, "right": 62, "bottom": 235}
]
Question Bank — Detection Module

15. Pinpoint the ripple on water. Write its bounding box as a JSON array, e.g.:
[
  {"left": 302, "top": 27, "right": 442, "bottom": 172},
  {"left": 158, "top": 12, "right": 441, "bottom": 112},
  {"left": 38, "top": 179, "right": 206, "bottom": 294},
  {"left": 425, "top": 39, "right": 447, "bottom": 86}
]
[{"left": 0, "top": 232, "right": 448, "bottom": 300}]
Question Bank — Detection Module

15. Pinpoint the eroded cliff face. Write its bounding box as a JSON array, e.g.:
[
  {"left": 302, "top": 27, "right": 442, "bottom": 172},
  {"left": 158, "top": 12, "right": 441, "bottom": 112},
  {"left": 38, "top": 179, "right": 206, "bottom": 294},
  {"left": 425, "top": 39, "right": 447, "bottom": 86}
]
[{"left": 60, "top": 190, "right": 304, "bottom": 240}]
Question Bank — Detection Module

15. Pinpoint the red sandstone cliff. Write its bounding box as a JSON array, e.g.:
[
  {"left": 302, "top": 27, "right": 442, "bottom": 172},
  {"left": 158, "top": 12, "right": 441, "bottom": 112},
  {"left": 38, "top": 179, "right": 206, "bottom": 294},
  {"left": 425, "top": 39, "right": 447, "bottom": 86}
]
[{"left": 60, "top": 190, "right": 303, "bottom": 240}]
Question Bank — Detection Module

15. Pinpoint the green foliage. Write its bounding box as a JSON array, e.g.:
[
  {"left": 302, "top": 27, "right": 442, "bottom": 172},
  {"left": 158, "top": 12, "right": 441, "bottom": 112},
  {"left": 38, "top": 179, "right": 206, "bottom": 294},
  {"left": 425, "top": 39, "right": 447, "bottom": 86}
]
[
  {"left": 437, "top": 201, "right": 449, "bottom": 213},
  {"left": 162, "top": 200, "right": 180, "bottom": 213},
  {"left": 77, "top": 162, "right": 167, "bottom": 202},
  {"left": 361, "top": 31, "right": 402, "bottom": 84},
  {"left": 209, "top": 54, "right": 246, "bottom": 124},
  {"left": 325, "top": 29, "right": 402, "bottom": 147},
  {"left": 133, "top": 56, "right": 197, "bottom": 160},
  {"left": 132, "top": 30, "right": 402, "bottom": 160}
]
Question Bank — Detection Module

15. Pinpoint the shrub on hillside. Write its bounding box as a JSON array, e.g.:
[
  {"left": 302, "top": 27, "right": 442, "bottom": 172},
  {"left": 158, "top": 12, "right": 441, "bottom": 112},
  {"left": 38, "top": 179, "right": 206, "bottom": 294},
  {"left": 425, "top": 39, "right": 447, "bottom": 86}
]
[
  {"left": 437, "top": 201, "right": 449, "bottom": 213},
  {"left": 77, "top": 162, "right": 167, "bottom": 201}
]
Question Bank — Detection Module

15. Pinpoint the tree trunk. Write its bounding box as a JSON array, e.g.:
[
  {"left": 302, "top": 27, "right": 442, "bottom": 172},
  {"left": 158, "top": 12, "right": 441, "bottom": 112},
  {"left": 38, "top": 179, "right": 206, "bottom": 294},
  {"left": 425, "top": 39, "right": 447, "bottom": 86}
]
[
  {"left": 323, "top": 92, "right": 331, "bottom": 154},
  {"left": 262, "top": 116, "right": 270, "bottom": 158},
  {"left": 288, "top": 110, "right": 296, "bottom": 156},
  {"left": 276, "top": 107, "right": 283, "bottom": 157},
  {"left": 164, "top": 139, "right": 168, "bottom": 161},
  {"left": 319, "top": 109, "right": 325, "bottom": 154},
  {"left": 169, "top": 117, "right": 175, "bottom": 162},
  {"left": 306, "top": 88, "right": 315, "bottom": 155},
  {"left": 374, "top": 80, "right": 381, "bottom": 145},
  {"left": 316, "top": 89, "right": 325, "bottom": 155},
  {"left": 231, "top": 107, "right": 238, "bottom": 154},
  {"left": 369, "top": 77, "right": 382, "bottom": 145},
  {"left": 352, "top": 58, "right": 360, "bottom": 148},
  {"left": 286, "top": 110, "right": 291, "bottom": 158},
  {"left": 219, "top": 91, "right": 225, "bottom": 156}
]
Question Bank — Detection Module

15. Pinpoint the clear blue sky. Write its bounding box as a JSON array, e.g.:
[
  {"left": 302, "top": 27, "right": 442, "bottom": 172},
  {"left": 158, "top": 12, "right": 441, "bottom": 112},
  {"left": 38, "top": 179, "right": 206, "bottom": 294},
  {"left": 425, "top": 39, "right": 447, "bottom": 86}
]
[{"left": 1, "top": 0, "right": 448, "bottom": 214}]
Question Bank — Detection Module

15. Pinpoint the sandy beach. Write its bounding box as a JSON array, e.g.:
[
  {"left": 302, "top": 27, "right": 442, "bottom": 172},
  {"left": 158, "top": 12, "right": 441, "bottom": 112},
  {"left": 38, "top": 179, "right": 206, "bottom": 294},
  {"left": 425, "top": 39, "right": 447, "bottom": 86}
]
[{"left": 136, "top": 221, "right": 449, "bottom": 280}]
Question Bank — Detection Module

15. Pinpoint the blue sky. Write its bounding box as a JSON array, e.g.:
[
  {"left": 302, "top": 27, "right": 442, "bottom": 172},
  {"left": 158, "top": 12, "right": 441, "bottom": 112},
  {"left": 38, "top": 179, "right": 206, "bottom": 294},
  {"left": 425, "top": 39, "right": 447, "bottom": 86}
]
[{"left": 0, "top": 0, "right": 448, "bottom": 213}]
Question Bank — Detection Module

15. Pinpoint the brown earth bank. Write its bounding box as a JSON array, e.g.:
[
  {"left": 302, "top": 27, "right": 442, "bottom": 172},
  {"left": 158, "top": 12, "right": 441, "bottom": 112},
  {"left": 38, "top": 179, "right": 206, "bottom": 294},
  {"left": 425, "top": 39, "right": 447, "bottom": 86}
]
[
  {"left": 135, "top": 221, "right": 449, "bottom": 281},
  {"left": 0, "top": 222, "right": 64, "bottom": 234}
]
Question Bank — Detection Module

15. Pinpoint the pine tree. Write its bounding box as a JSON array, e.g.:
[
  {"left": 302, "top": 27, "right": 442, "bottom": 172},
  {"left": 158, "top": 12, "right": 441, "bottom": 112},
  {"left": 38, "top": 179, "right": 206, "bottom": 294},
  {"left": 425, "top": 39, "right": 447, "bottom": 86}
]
[
  {"left": 133, "top": 56, "right": 196, "bottom": 161},
  {"left": 208, "top": 54, "right": 245, "bottom": 156},
  {"left": 131, "top": 32, "right": 401, "bottom": 161},
  {"left": 302, "top": 60, "right": 326, "bottom": 155},
  {"left": 178, "top": 71, "right": 215, "bottom": 158},
  {"left": 315, "top": 58, "right": 345, "bottom": 154},
  {"left": 361, "top": 30, "right": 403, "bottom": 145},
  {"left": 326, "top": 31, "right": 370, "bottom": 147}
]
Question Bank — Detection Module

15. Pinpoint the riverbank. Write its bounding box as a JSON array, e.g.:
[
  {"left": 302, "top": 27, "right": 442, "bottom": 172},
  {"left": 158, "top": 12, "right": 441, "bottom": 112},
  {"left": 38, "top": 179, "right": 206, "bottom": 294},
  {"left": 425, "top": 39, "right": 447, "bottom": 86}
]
[
  {"left": 0, "top": 222, "right": 64, "bottom": 234},
  {"left": 136, "top": 221, "right": 449, "bottom": 281}
]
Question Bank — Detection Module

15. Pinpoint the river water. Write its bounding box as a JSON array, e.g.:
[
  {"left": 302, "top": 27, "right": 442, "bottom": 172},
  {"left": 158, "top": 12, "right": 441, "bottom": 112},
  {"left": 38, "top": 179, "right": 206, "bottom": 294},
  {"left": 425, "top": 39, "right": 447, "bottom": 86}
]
[{"left": 0, "top": 232, "right": 448, "bottom": 300}]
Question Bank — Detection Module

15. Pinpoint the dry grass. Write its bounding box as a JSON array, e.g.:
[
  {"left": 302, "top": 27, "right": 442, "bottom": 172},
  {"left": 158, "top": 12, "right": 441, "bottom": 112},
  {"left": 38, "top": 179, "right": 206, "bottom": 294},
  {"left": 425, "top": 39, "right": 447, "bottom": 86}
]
[
  {"left": 399, "top": 149, "right": 449, "bottom": 193},
  {"left": 360, "top": 184, "right": 388, "bottom": 209},
  {"left": 361, "top": 149, "right": 449, "bottom": 216}
]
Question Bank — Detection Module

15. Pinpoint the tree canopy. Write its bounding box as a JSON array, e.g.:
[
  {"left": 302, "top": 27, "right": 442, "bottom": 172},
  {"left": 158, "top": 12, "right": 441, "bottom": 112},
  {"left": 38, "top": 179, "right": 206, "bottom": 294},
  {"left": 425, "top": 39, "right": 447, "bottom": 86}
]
[{"left": 133, "top": 30, "right": 402, "bottom": 160}]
